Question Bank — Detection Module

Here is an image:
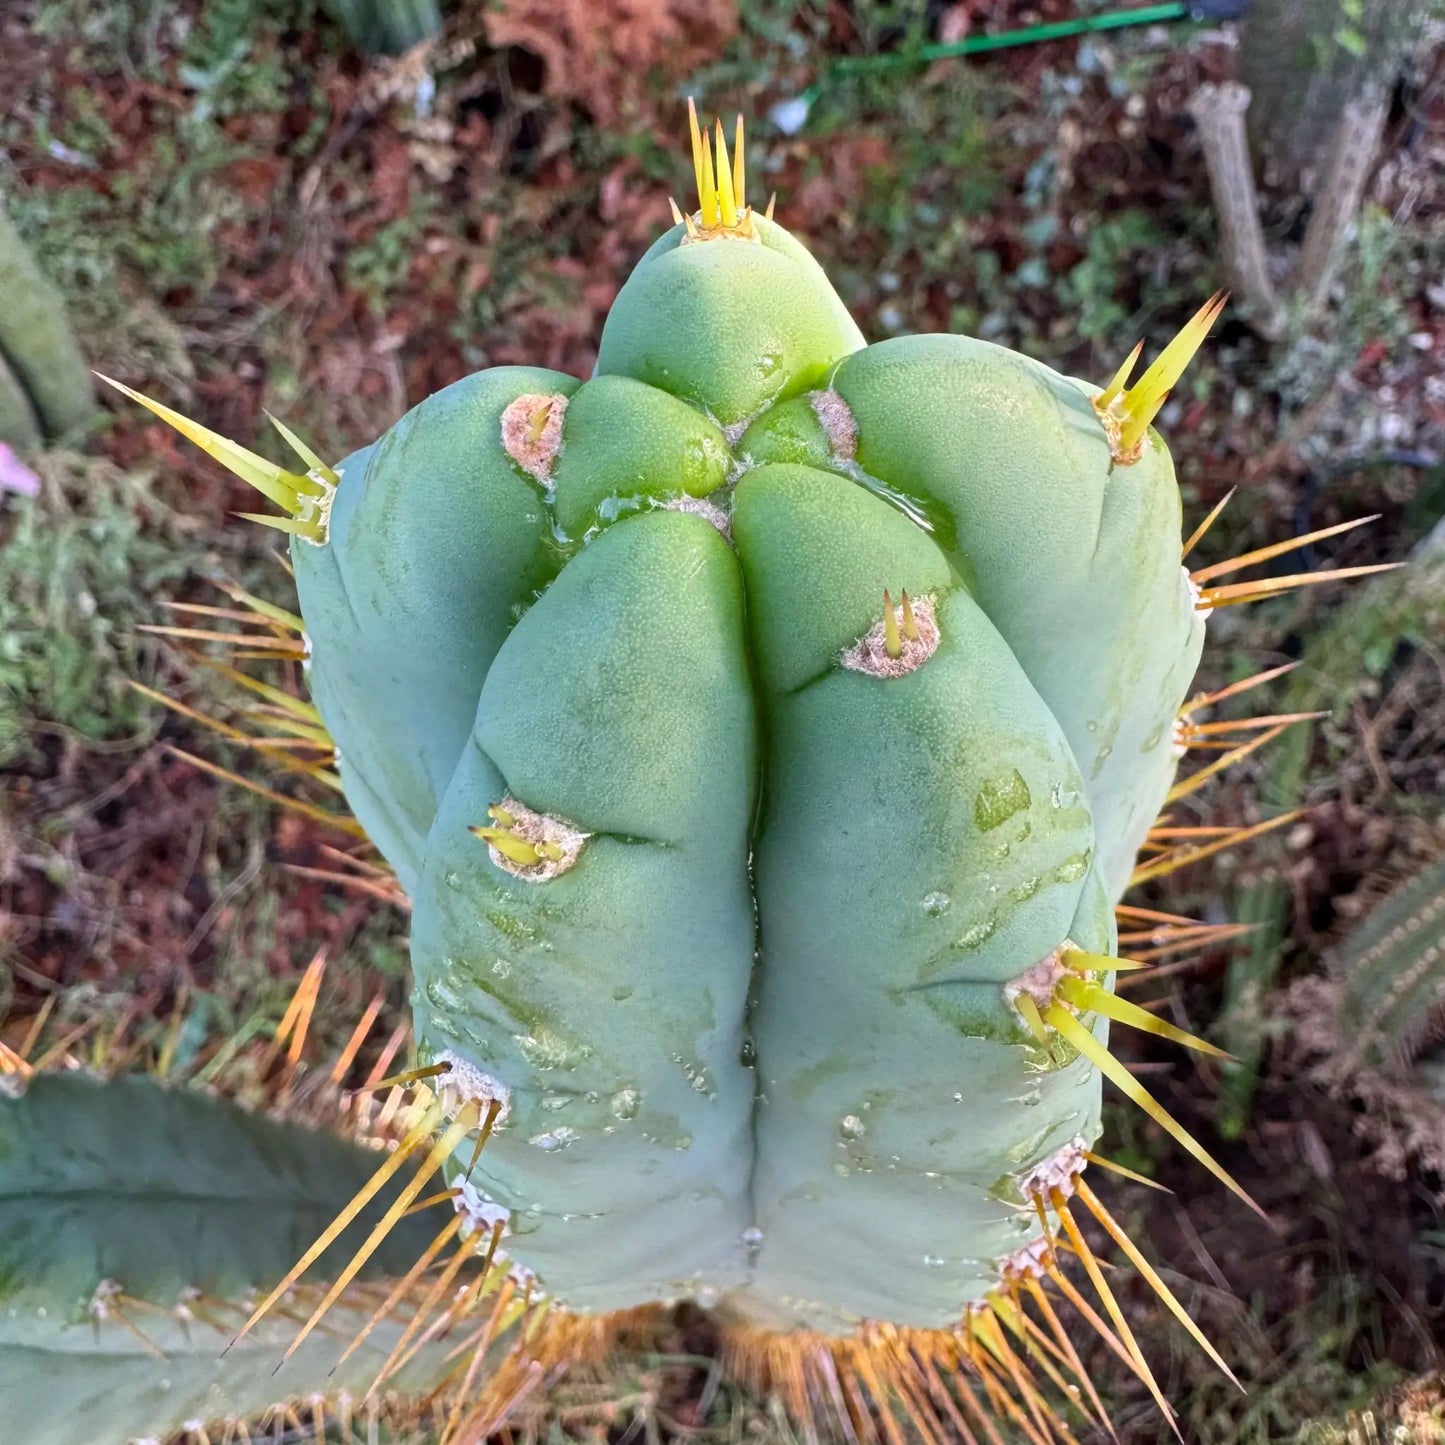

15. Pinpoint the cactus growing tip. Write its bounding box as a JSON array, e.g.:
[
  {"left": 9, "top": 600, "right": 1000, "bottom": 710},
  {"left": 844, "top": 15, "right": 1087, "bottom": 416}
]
[{"left": 672, "top": 101, "right": 771, "bottom": 243}]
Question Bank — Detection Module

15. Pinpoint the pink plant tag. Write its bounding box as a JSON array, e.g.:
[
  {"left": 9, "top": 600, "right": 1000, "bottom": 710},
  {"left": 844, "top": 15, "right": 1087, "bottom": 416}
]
[{"left": 0, "top": 442, "right": 41, "bottom": 497}]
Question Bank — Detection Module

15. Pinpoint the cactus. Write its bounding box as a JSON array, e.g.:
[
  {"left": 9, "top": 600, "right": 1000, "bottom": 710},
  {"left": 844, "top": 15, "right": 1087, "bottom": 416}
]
[
  {"left": 326, "top": 0, "right": 444, "bottom": 57},
  {"left": 1277, "top": 850, "right": 1445, "bottom": 1204},
  {"left": 0, "top": 969, "right": 643, "bottom": 1445},
  {"left": 99, "top": 106, "right": 1390, "bottom": 1440},
  {"left": 0, "top": 1069, "right": 464, "bottom": 1444},
  {"left": 0, "top": 201, "right": 94, "bottom": 446},
  {"left": 0, "top": 350, "right": 43, "bottom": 452},
  {"left": 1332, "top": 853, "right": 1445, "bottom": 1075}
]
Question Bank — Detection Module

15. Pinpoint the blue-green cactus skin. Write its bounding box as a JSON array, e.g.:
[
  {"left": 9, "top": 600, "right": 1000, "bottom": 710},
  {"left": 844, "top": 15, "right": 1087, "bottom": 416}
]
[
  {"left": 740, "top": 336, "right": 1205, "bottom": 898},
  {"left": 293, "top": 367, "right": 578, "bottom": 893},
  {"left": 595, "top": 216, "right": 866, "bottom": 427},
  {"left": 292, "top": 214, "right": 1202, "bottom": 1333},
  {"left": 0, "top": 1074, "right": 459, "bottom": 1445}
]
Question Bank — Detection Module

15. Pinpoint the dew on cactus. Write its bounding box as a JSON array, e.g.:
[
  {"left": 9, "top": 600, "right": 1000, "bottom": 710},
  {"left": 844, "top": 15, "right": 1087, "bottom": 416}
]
[{"left": 27, "top": 99, "right": 1398, "bottom": 1443}]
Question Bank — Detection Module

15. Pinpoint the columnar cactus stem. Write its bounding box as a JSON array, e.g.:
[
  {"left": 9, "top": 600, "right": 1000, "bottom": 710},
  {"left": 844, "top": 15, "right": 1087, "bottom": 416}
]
[{"left": 96, "top": 103, "right": 1391, "bottom": 1441}]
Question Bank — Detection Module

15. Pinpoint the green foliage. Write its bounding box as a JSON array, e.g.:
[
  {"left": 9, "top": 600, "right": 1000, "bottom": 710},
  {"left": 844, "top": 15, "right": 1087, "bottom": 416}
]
[
  {"left": 4, "top": 144, "right": 245, "bottom": 363},
  {"left": 0, "top": 454, "right": 192, "bottom": 765},
  {"left": 346, "top": 201, "right": 439, "bottom": 314},
  {"left": 6, "top": 0, "right": 333, "bottom": 381}
]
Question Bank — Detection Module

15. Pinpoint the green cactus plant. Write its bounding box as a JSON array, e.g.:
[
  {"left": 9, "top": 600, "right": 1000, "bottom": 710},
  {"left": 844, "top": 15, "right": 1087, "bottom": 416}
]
[
  {"left": 0, "top": 1069, "right": 469, "bottom": 1444},
  {"left": 0, "top": 200, "right": 94, "bottom": 447},
  {"left": 1332, "top": 853, "right": 1445, "bottom": 1075},
  {"left": 327, "top": 0, "right": 443, "bottom": 56},
  {"left": 86, "top": 105, "right": 1390, "bottom": 1441}
]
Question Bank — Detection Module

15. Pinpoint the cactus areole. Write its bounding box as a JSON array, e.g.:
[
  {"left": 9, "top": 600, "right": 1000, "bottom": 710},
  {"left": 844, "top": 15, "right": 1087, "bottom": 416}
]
[{"left": 285, "top": 115, "right": 1214, "bottom": 1336}]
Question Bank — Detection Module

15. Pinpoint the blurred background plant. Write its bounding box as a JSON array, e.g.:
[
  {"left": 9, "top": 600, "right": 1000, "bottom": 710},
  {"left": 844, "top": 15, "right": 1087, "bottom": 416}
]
[{"left": 1, "top": 0, "right": 1443, "bottom": 1439}]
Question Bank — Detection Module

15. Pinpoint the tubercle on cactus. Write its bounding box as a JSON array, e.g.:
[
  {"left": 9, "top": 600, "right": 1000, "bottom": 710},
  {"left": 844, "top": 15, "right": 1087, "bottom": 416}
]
[{"left": 89, "top": 100, "right": 1401, "bottom": 1444}]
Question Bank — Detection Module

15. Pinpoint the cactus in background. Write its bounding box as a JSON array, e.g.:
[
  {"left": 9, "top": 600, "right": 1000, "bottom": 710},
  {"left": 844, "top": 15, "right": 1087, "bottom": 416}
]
[
  {"left": 1332, "top": 853, "right": 1445, "bottom": 1076},
  {"left": 0, "top": 351, "right": 43, "bottom": 451},
  {"left": 1278, "top": 850, "right": 1445, "bottom": 1192},
  {"left": 0, "top": 1071, "right": 459, "bottom": 1445},
  {"left": 327, "top": 0, "right": 443, "bottom": 56},
  {"left": 95, "top": 106, "right": 1389, "bottom": 1441},
  {"left": 0, "top": 201, "right": 94, "bottom": 447},
  {"left": 0, "top": 964, "right": 633, "bottom": 1445}
]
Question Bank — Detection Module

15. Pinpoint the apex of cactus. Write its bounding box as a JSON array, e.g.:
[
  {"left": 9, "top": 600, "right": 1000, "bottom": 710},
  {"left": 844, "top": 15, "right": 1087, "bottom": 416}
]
[{"left": 672, "top": 100, "right": 765, "bottom": 242}]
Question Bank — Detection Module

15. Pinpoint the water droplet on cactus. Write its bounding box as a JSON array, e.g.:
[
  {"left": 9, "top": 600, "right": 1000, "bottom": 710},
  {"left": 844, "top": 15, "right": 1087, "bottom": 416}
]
[
  {"left": 739, "top": 1035, "right": 756, "bottom": 1066},
  {"left": 922, "top": 1254, "right": 945, "bottom": 1269},
  {"left": 839, "top": 1114, "right": 866, "bottom": 1140},
  {"left": 1007, "top": 1125, "right": 1056, "bottom": 1163},
  {"left": 673, "top": 1134, "right": 693, "bottom": 1150},
  {"left": 1052, "top": 853, "right": 1091, "bottom": 884},
  {"left": 610, "top": 1087, "right": 641, "bottom": 1120},
  {"left": 612, "top": 985, "right": 633, "bottom": 1002},
  {"left": 921, "top": 891, "right": 951, "bottom": 916},
  {"left": 539, "top": 1094, "right": 572, "bottom": 1113},
  {"left": 953, "top": 917, "right": 997, "bottom": 952},
  {"left": 741, "top": 1226, "right": 764, "bottom": 1249},
  {"left": 529, "top": 1127, "right": 577, "bottom": 1152},
  {"left": 443, "top": 870, "right": 461, "bottom": 890},
  {"left": 424, "top": 978, "right": 467, "bottom": 1013},
  {"left": 514, "top": 1029, "right": 591, "bottom": 1070},
  {"left": 974, "top": 769, "right": 1031, "bottom": 830}
]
